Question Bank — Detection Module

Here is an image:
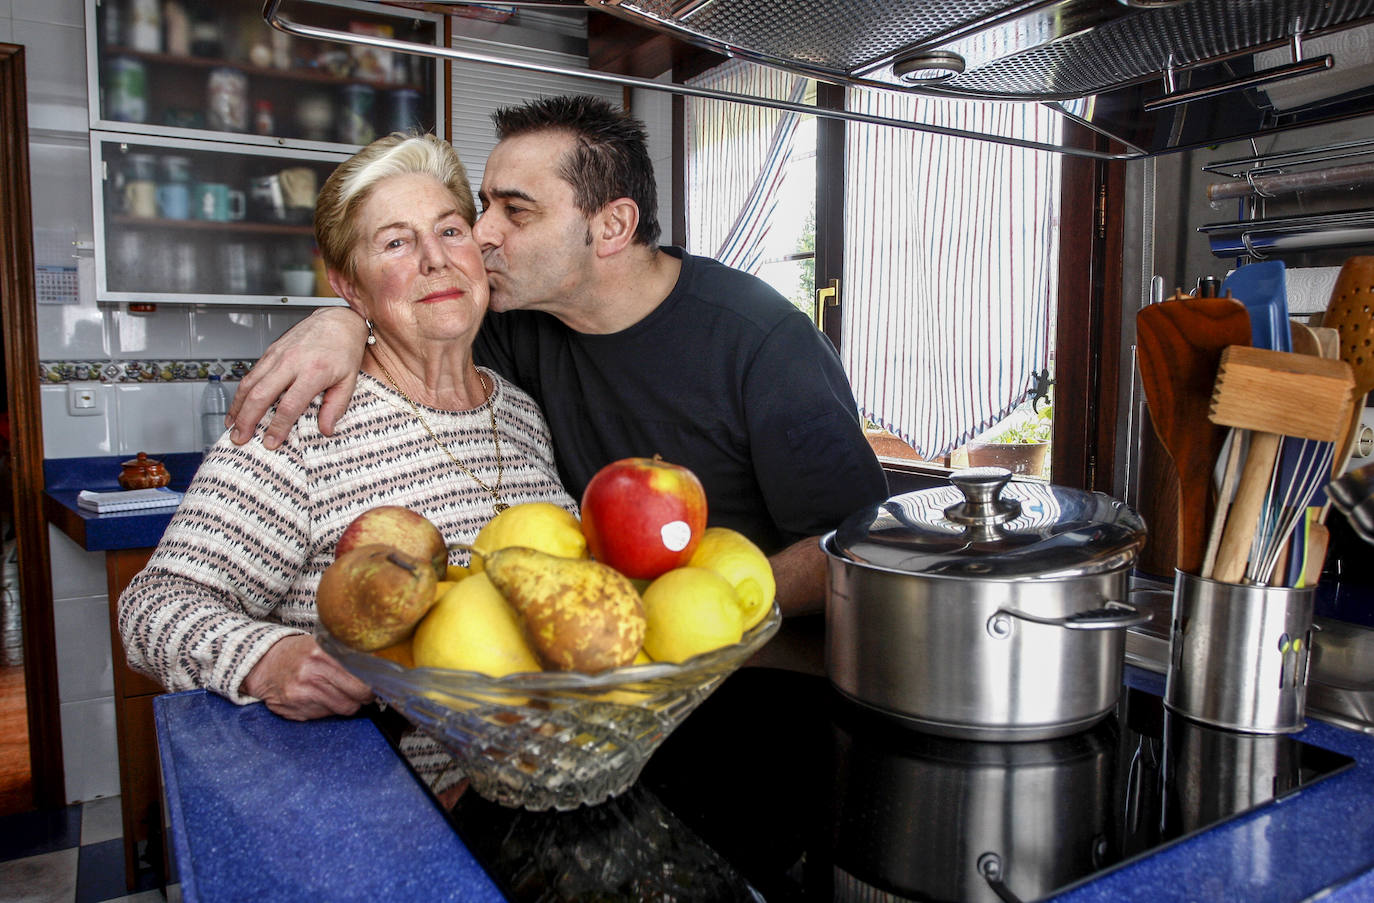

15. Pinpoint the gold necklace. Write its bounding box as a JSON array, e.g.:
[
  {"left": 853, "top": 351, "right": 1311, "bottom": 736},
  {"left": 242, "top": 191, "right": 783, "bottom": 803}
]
[{"left": 372, "top": 355, "right": 508, "bottom": 514}]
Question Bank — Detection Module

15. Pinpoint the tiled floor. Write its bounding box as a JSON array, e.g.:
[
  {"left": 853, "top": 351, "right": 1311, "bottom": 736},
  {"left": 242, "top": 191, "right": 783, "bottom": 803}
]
[{"left": 0, "top": 796, "right": 179, "bottom": 903}]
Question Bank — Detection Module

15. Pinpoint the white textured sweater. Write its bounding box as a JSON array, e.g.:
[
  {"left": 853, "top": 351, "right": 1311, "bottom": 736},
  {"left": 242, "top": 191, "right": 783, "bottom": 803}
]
[{"left": 118, "top": 369, "right": 574, "bottom": 790}]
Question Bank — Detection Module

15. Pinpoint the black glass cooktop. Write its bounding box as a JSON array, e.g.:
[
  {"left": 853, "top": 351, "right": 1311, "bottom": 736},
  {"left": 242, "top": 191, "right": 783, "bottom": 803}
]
[{"left": 444, "top": 668, "right": 1353, "bottom": 902}]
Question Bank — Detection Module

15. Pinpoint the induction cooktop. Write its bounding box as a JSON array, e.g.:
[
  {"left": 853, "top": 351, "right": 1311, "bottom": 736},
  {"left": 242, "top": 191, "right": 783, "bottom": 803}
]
[{"left": 445, "top": 668, "right": 1353, "bottom": 902}]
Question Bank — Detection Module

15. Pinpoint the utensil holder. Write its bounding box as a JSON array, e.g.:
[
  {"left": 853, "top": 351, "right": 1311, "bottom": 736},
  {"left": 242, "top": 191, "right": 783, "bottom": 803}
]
[{"left": 1165, "top": 571, "right": 1315, "bottom": 734}]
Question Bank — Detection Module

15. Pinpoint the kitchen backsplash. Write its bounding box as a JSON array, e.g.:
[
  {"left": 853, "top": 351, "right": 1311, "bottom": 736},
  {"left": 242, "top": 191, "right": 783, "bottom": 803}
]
[{"left": 37, "top": 302, "right": 314, "bottom": 457}]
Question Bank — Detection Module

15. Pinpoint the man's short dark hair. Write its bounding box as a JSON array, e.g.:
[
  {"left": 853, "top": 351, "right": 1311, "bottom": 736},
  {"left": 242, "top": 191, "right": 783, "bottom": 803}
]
[{"left": 492, "top": 95, "right": 661, "bottom": 247}]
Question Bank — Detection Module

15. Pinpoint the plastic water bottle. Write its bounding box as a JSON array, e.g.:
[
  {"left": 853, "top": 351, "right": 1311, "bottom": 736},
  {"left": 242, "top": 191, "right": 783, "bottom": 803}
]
[{"left": 200, "top": 375, "right": 227, "bottom": 451}]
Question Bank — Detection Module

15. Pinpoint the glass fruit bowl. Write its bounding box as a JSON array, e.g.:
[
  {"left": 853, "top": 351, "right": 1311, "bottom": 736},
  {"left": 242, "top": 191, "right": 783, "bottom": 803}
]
[{"left": 318, "top": 605, "right": 781, "bottom": 811}]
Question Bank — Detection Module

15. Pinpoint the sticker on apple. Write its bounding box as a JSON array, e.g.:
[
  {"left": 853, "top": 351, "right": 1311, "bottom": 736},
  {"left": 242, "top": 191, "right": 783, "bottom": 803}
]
[{"left": 660, "top": 520, "right": 692, "bottom": 552}]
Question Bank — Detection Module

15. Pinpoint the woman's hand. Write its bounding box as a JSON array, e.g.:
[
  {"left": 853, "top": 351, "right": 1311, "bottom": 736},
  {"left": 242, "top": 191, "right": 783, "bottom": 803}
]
[
  {"left": 241, "top": 634, "right": 374, "bottom": 721},
  {"left": 226, "top": 307, "right": 368, "bottom": 450}
]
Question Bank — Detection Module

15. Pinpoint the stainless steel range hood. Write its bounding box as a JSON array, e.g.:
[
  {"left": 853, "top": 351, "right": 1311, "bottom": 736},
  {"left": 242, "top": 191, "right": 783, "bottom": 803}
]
[{"left": 265, "top": 0, "right": 1374, "bottom": 158}]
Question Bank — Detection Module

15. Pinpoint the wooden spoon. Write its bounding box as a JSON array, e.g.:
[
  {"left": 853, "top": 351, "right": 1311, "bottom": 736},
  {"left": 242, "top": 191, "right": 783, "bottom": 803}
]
[{"left": 1136, "top": 296, "right": 1250, "bottom": 576}]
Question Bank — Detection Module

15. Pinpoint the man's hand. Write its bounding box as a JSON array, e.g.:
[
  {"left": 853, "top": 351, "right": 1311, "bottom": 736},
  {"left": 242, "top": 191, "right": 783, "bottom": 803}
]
[
  {"left": 226, "top": 307, "right": 368, "bottom": 449},
  {"left": 241, "top": 633, "right": 374, "bottom": 721}
]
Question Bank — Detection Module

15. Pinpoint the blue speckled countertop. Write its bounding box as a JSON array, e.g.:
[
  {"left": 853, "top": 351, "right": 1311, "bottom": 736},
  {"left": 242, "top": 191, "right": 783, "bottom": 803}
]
[
  {"left": 43, "top": 453, "right": 203, "bottom": 550},
  {"left": 154, "top": 690, "right": 505, "bottom": 903},
  {"left": 154, "top": 664, "right": 1374, "bottom": 902}
]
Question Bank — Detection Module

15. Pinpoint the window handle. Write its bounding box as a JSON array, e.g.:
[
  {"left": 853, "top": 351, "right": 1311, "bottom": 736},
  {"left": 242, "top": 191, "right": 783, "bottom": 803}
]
[{"left": 815, "top": 278, "right": 839, "bottom": 331}]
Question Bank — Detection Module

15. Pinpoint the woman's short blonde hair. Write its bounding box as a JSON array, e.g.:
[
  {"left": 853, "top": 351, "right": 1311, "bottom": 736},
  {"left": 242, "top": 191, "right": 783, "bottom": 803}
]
[{"left": 314, "top": 132, "right": 476, "bottom": 283}]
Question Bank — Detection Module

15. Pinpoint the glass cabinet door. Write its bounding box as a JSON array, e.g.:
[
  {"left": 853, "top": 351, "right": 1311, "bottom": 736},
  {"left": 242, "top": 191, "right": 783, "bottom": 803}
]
[
  {"left": 92, "top": 131, "right": 350, "bottom": 304},
  {"left": 88, "top": 0, "right": 444, "bottom": 150}
]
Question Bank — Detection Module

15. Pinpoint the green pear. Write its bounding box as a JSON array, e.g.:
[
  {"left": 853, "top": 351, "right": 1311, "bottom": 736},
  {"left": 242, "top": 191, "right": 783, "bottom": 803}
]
[
  {"left": 317, "top": 543, "right": 438, "bottom": 651},
  {"left": 483, "top": 547, "right": 646, "bottom": 674}
]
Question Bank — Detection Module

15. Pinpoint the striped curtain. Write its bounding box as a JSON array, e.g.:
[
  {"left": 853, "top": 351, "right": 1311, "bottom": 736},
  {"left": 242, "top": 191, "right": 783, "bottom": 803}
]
[
  {"left": 842, "top": 89, "right": 1062, "bottom": 459},
  {"left": 685, "top": 61, "right": 810, "bottom": 273}
]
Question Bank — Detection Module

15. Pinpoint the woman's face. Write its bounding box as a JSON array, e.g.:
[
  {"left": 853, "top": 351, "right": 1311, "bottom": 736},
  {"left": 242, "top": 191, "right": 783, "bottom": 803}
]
[{"left": 334, "top": 172, "right": 487, "bottom": 349}]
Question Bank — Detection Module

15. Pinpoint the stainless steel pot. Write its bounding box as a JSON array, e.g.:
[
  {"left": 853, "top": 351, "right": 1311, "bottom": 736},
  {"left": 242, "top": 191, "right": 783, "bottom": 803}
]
[{"left": 823, "top": 468, "right": 1149, "bottom": 741}]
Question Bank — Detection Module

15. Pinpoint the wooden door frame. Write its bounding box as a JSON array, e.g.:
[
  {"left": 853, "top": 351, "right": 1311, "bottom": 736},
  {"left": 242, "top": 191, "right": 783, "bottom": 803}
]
[
  {"left": 0, "top": 42, "right": 64, "bottom": 810},
  {"left": 1054, "top": 127, "right": 1125, "bottom": 492}
]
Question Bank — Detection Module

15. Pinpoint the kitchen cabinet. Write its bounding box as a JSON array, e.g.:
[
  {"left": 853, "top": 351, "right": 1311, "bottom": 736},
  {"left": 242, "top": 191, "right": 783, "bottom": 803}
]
[
  {"left": 91, "top": 132, "right": 351, "bottom": 304},
  {"left": 43, "top": 452, "right": 203, "bottom": 891},
  {"left": 84, "top": 0, "right": 445, "bottom": 305},
  {"left": 105, "top": 547, "right": 162, "bottom": 891}
]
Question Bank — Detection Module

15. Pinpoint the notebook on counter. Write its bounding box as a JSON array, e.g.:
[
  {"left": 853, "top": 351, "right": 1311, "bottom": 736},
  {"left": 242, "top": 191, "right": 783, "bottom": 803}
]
[{"left": 77, "top": 487, "right": 183, "bottom": 513}]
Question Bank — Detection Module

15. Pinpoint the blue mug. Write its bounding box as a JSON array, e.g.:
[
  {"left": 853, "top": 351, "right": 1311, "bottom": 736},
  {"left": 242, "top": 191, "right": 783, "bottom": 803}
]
[
  {"left": 193, "top": 182, "right": 246, "bottom": 222},
  {"left": 156, "top": 181, "right": 190, "bottom": 220}
]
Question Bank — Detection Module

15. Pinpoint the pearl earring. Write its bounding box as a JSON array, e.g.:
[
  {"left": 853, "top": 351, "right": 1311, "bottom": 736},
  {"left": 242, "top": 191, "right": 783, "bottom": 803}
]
[{"left": 366, "top": 319, "right": 377, "bottom": 346}]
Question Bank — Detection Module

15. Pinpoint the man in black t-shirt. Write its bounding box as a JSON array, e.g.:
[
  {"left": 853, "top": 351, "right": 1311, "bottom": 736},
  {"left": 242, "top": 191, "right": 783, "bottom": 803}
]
[{"left": 226, "top": 96, "right": 887, "bottom": 615}]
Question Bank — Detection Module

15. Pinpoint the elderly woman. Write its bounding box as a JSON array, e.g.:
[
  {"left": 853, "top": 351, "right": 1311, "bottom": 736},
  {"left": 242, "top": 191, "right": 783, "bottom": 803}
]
[{"left": 118, "top": 132, "right": 574, "bottom": 796}]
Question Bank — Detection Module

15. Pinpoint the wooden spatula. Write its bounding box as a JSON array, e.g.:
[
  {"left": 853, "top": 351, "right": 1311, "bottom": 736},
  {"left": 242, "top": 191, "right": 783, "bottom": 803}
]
[{"left": 1136, "top": 296, "right": 1250, "bottom": 576}]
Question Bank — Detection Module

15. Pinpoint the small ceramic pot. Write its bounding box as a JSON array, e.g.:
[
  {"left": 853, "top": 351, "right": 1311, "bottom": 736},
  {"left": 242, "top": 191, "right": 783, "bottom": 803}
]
[{"left": 118, "top": 452, "right": 171, "bottom": 489}]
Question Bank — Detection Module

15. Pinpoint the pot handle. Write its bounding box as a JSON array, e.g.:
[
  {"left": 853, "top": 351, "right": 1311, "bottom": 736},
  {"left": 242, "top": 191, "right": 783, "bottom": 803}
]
[{"left": 997, "top": 600, "right": 1152, "bottom": 631}]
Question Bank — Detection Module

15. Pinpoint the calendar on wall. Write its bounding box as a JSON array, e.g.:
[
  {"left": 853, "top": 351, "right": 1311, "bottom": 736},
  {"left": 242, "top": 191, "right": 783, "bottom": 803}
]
[{"left": 35, "top": 227, "right": 79, "bottom": 305}]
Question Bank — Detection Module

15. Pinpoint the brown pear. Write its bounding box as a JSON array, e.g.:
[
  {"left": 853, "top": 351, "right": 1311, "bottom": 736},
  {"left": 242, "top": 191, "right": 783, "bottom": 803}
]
[
  {"left": 317, "top": 543, "right": 438, "bottom": 651},
  {"left": 483, "top": 547, "right": 646, "bottom": 674}
]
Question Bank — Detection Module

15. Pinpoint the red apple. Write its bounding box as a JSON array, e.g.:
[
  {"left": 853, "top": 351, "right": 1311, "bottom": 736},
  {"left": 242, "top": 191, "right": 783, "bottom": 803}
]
[
  {"left": 335, "top": 505, "right": 447, "bottom": 580},
  {"left": 580, "top": 457, "right": 708, "bottom": 580}
]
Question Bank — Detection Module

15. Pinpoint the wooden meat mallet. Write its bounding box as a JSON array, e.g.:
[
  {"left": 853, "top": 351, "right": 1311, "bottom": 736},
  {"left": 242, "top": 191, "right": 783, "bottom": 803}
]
[{"left": 1208, "top": 345, "right": 1354, "bottom": 584}]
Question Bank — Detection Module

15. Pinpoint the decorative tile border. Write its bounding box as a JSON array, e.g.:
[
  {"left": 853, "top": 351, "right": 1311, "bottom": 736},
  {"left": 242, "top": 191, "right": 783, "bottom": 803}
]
[{"left": 39, "top": 359, "right": 255, "bottom": 384}]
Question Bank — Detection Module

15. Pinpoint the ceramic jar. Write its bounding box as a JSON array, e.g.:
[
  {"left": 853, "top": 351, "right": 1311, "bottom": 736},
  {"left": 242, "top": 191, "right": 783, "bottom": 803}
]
[{"left": 118, "top": 452, "right": 171, "bottom": 489}]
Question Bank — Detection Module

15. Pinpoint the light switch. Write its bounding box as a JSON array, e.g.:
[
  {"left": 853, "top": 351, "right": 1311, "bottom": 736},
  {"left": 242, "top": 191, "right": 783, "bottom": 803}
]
[{"left": 67, "top": 382, "right": 104, "bottom": 417}]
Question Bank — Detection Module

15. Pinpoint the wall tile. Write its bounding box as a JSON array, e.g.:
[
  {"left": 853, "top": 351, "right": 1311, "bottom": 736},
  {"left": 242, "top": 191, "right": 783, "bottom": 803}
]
[
  {"left": 29, "top": 137, "right": 92, "bottom": 242},
  {"left": 112, "top": 307, "right": 192, "bottom": 358},
  {"left": 11, "top": 20, "right": 86, "bottom": 104},
  {"left": 13, "top": 0, "right": 80, "bottom": 27},
  {"left": 0, "top": 19, "right": 12, "bottom": 43},
  {"left": 54, "top": 594, "right": 114, "bottom": 703},
  {"left": 265, "top": 307, "right": 317, "bottom": 341},
  {"left": 47, "top": 525, "right": 108, "bottom": 599},
  {"left": 35, "top": 297, "right": 107, "bottom": 360},
  {"left": 191, "top": 307, "right": 263, "bottom": 359},
  {"left": 60, "top": 696, "right": 120, "bottom": 803},
  {"left": 0, "top": 1, "right": 14, "bottom": 21},
  {"left": 40, "top": 383, "right": 114, "bottom": 457},
  {"left": 116, "top": 381, "right": 198, "bottom": 453}
]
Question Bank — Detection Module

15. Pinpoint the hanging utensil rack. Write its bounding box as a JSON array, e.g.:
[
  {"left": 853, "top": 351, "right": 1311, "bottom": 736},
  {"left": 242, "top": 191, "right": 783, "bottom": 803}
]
[{"left": 1200, "top": 137, "right": 1374, "bottom": 259}]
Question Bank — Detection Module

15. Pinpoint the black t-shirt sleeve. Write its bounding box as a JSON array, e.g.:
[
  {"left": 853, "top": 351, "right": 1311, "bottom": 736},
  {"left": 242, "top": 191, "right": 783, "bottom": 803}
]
[{"left": 741, "top": 312, "right": 889, "bottom": 540}]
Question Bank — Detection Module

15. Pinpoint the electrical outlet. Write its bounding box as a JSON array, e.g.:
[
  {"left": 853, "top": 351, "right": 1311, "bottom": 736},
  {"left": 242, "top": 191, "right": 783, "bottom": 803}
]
[
  {"left": 66, "top": 382, "right": 104, "bottom": 417},
  {"left": 1347, "top": 405, "right": 1374, "bottom": 470}
]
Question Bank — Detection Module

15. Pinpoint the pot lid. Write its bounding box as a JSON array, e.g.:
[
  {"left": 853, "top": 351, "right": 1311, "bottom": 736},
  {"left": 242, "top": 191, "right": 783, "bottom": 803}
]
[{"left": 831, "top": 467, "right": 1146, "bottom": 579}]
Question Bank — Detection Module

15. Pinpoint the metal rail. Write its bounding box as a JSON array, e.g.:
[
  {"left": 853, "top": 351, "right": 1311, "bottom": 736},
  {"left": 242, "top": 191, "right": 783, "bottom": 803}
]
[{"left": 260, "top": 0, "right": 1141, "bottom": 161}]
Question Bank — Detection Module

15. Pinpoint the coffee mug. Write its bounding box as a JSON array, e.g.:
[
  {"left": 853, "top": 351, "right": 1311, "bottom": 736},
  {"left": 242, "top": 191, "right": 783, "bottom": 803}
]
[
  {"left": 278, "top": 167, "right": 318, "bottom": 210},
  {"left": 249, "top": 174, "right": 286, "bottom": 222},
  {"left": 157, "top": 181, "right": 191, "bottom": 220},
  {"left": 280, "top": 267, "right": 316, "bottom": 297},
  {"left": 193, "top": 182, "right": 246, "bottom": 221},
  {"left": 125, "top": 179, "right": 157, "bottom": 218}
]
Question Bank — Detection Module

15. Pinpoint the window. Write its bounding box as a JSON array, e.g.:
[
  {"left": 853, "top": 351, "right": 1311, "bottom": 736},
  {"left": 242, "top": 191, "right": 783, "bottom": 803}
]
[{"left": 686, "top": 63, "right": 1064, "bottom": 479}]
